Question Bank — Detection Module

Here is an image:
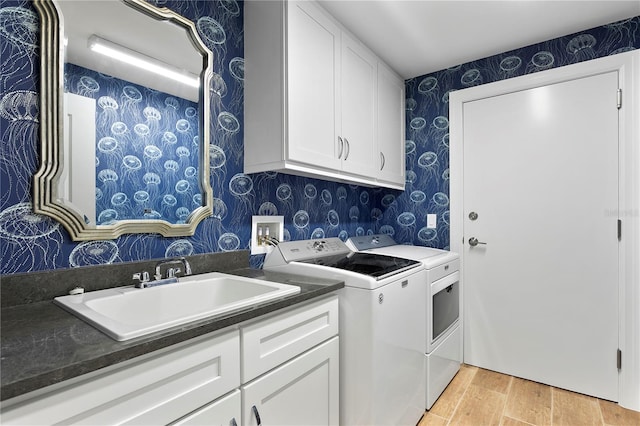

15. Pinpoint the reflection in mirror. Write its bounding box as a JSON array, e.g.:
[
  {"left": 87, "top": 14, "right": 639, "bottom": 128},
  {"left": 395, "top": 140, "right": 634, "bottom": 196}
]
[{"left": 33, "top": 0, "right": 213, "bottom": 240}]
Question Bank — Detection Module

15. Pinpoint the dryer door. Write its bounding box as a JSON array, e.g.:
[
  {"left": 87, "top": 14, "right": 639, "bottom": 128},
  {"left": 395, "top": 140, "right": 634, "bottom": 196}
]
[{"left": 429, "top": 271, "right": 459, "bottom": 352}]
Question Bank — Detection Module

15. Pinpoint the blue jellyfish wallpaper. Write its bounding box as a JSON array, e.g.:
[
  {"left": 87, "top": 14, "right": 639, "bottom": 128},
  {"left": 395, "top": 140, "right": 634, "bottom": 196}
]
[
  {"left": 64, "top": 63, "right": 201, "bottom": 225},
  {"left": 0, "top": 0, "right": 638, "bottom": 275}
]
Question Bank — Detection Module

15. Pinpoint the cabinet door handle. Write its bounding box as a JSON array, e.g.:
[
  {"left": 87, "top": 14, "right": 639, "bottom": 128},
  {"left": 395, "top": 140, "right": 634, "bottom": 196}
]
[
  {"left": 252, "top": 405, "right": 262, "bottom": 426},
  {"left": 230, "top": 418, "right": 238, "bottom": 426},
  {"left": 338, "top": 136, "right": 344, "bottom": 159},
  {"left": 344, "top": 138, "right": 350, "bottom": 160},
  {"left": 380, "top": 152, "right": 385, "bottom": 170}
]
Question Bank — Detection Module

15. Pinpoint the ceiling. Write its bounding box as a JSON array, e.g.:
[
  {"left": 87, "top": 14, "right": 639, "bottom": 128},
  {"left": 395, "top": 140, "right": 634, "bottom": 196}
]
[{"left": 317, "top": 0, "right": 640, "bottom": 79}]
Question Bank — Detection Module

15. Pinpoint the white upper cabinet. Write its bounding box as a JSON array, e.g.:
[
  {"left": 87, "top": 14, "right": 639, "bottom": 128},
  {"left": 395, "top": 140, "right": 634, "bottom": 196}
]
[
  {"left": 340, "top": 31, "right": 378, "bottom": 179},
  {"left": 244, "top": 0, "right": 405, "bottom": 190},
  {"left": 286, "top": 1, "right": 342, "bottom": 170},
  {"left": 377, "top": 62, "right": 406, "bottom": 187}
]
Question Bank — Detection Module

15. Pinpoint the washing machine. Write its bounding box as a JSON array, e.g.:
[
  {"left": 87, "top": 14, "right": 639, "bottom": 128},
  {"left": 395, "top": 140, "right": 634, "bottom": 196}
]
[
  {"left": 347, "top": 234, "right": 461, "bottom": 410},
  {"left": 263, "top": 237, "right": 427, "bottom": 426}
]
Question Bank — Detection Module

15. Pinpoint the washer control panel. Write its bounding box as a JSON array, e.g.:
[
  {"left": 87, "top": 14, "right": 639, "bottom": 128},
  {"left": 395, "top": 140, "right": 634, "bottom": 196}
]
[
  {"left": 277, "top": 238, "right": 350, "bottom": 263},
  {"left": 346, "top": 234, "right": 397, "bottom": 251}
]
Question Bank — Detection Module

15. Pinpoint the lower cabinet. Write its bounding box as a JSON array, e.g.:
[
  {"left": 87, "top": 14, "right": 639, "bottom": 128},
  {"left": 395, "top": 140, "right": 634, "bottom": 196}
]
[
  {"left": 242, "top": 337, "right": 339, "bottom": 426},
  {"left": 1, "top": 295, "right": 339, "bottom": 426},
  {"left": 1, "top": 329, "right": 241, "bottom": 425}
]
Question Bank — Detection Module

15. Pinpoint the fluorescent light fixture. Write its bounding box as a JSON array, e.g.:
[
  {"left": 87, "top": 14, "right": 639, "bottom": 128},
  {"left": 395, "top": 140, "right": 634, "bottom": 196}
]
[{"left": 88, "top": 35, "right": 200, "bottom": 89}]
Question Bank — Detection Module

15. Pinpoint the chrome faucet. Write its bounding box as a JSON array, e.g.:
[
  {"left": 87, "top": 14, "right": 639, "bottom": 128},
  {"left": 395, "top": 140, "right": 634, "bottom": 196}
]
[{"left": 154, "top": 257, "right": 192, "bottom": 280}]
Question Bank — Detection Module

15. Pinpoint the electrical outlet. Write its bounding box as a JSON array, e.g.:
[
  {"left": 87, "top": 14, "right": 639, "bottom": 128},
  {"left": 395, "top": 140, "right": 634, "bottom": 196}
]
[{"left": 426, "top": 214, "right": 437, "bottom": 229}]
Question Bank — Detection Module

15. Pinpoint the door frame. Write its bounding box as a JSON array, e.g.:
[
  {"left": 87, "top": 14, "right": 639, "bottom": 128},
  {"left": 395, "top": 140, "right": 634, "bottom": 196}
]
[{"left": 450, "top": 50, "right": 640, "bottom": 411}]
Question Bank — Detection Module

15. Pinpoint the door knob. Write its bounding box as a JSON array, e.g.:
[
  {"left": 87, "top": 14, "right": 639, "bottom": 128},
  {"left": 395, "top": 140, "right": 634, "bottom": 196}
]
[{"left": 468, "top": 237, "right": 487, "bottom": 247}]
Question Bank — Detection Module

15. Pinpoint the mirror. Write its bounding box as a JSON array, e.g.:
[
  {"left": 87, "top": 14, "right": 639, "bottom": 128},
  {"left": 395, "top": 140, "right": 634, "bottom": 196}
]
[{"left": 32, "top": 0, "right": 213, "bottom": 240}]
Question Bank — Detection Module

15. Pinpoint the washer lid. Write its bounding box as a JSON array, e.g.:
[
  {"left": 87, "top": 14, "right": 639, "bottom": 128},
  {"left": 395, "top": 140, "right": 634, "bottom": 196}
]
[{"left": 298, "top": 251, "right": 420, "bottom": 281}]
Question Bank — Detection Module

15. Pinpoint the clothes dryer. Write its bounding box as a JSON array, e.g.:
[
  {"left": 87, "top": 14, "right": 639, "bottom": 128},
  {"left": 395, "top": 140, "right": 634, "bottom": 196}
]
[{"left": 347, "top": 234, "right": 461, "bottom": 409}]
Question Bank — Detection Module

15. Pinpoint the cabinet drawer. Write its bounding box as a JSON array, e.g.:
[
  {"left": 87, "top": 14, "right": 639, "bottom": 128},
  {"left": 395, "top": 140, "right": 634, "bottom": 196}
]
[
  {"left": 171, "top": 389, "right": 241, "bottom": 426},
  {"left": 430, "top": 258, "right": 460, "bottom": 282},
  {"left": 2, "top": 330, "right": 240, "bottom": 425},
  {"left": 241, "top": 295, "right": 338, "bottom": 382}
]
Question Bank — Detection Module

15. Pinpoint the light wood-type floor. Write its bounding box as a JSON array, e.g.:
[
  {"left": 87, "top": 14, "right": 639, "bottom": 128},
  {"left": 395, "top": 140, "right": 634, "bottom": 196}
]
[{"left": 418, "top": 364, "right": 640, "bottom": 426}]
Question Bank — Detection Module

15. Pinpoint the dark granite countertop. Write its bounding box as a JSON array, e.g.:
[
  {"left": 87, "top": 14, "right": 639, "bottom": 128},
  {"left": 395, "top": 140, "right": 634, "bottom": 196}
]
[{"left": 0, "top": 268, "right": 343, "bottom": 401}]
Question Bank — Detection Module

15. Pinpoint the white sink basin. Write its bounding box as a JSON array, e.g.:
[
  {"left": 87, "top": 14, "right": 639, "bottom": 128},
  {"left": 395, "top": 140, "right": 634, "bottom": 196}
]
[{"left": 54, "top": 272, "right": 301, "bottom": 341}]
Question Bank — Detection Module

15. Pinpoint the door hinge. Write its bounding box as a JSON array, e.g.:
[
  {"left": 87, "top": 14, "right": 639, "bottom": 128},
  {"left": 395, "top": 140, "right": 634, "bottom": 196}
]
[
  {"left": 618, "top": 219, "right": 622, "bottom": 241},
  {"left": 617, "top": 348, "right": 622, "bottom": 369},
  {"left": 617, "top": 88, "right": 622, "bottom": 109}
]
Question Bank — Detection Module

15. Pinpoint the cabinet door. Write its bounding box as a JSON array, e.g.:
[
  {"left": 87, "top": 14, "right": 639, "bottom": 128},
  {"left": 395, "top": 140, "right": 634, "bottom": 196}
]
[
  {"left": 340, "top": 32, "right": 377, "bottom": 178},
  {"left": 377, "top": 62, "right": 406, "bottom": 188},
  {"left": 1, "top": 330, "right": 240, "bottom": 425},
  {"left": 287, "top": 1, "right": 341, "bottom": 170},
  {"left": 172, "top": 390, "right": 241, "bottom": 426},
  {"left": 242, "top": 337, "right": 339, "bottom": 426}
]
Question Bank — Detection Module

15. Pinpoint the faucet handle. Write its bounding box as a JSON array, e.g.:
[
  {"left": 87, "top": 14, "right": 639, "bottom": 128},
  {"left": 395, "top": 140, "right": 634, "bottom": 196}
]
[
  {"left": 166, "top": 267, "right": 181, "bottom": 278},
  {"left": 133, "top": 271, "right": 150, "bottom": 283}
]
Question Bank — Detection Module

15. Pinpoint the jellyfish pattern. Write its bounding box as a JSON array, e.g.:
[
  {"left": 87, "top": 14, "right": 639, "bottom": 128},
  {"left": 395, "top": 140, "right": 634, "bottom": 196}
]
[
  {"left": 0, "top": 0, "right": 638, "bottom": 274},
  {"left": 64, "top": 63, "right": 200, "bottom": 225}
]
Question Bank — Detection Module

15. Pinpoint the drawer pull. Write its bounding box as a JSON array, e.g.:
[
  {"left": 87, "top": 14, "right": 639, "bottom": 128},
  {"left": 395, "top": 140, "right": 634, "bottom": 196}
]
[
  {"left": 401, "top": 280, "right": 408, "bottom": 288},
  {"left": 252, "top": 405, "right": 262, "bottom": 426}
]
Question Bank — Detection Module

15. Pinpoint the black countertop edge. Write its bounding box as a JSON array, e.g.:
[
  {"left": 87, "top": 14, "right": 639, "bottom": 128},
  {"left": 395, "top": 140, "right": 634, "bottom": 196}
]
[{"left": 0, "top": 268, "right": 344, "bottom": 402}]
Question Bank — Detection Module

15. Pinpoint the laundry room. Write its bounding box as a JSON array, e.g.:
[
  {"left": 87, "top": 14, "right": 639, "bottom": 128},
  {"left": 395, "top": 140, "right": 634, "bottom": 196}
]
[{"left": 1, "top": 1, "right": 639, "bottom": 425}]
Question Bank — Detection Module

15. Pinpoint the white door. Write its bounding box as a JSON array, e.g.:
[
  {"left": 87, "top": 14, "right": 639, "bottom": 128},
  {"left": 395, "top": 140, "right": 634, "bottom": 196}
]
[
  {"left": 62, "top": 93, "right": 96, "bottom": 225},
  {"left": 242, "top": 337, "right": 339, "bottom": 426},
  {"left": 461, "top": 71, "right": 619, "bottom": 401}
]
